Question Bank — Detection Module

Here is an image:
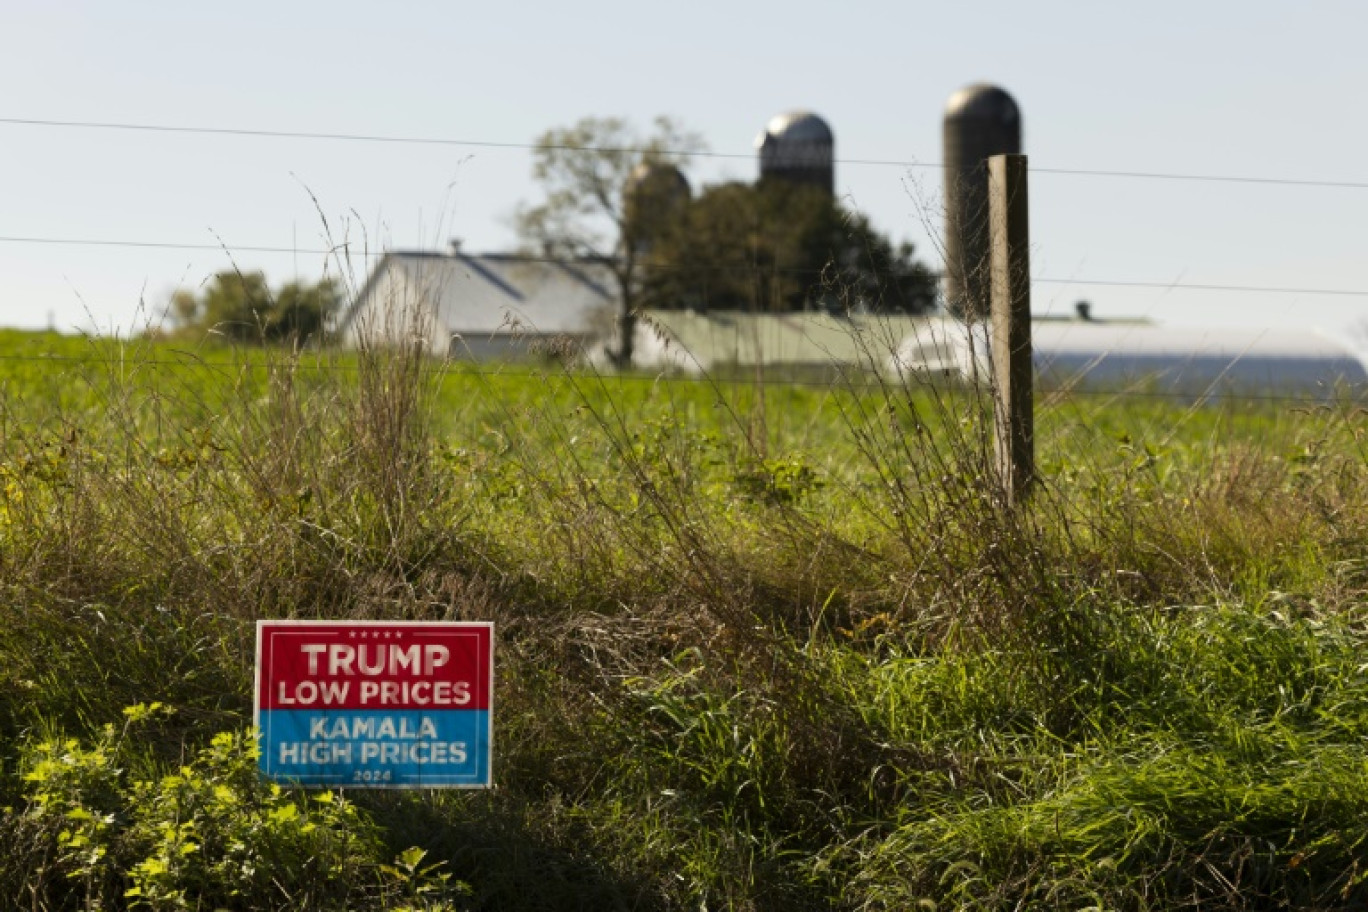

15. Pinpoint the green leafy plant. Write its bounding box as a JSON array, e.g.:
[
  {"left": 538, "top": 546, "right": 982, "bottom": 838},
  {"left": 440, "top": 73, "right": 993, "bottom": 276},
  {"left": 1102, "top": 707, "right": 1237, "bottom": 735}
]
[{"left": 16, "top": 706, "right": 466, "bottom": 910}]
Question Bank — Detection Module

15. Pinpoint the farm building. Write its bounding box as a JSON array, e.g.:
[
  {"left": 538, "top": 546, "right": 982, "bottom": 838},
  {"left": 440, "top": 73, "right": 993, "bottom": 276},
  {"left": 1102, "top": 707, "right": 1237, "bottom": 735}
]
[
  {"left": 890, "top": 318, "right": 1368, "bottom": 396},
  {"left": 338, "top": 247, "right": 617, "bottom": 359},
  {"left": 622, "top": 310, "right": 946, "bottom": 375},
  {"left": 1030, "top": 321, "right": 1368, "bottom": 393}
]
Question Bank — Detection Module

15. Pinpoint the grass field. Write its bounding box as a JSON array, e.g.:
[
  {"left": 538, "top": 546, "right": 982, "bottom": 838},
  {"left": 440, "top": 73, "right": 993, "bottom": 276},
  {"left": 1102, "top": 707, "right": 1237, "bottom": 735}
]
[{"left": 2, "top": 325, "right": 1368, "bottom": 910}]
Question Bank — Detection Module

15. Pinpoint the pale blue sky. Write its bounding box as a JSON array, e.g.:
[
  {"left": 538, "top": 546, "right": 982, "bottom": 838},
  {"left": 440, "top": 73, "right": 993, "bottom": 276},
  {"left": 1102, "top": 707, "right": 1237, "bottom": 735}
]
[{"left": 1, "top": 1, "right": 1365, "bottom": 338}]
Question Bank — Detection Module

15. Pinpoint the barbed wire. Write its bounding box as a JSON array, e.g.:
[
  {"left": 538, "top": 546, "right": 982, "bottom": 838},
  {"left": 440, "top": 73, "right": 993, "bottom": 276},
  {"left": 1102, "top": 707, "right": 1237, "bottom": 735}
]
[
  {"left": 4, "top": 233, "right": 1368, "bottom": 300},
  {"left": 3, "top": 115, "right": 1368, "bottom": 190}
]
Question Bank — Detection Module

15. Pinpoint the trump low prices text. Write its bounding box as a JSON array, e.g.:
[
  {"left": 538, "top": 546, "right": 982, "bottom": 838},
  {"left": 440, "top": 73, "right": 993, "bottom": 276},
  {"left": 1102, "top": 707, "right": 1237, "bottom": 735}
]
[{"left": 255, "top": 621, "right": 493, "bottom": 788}]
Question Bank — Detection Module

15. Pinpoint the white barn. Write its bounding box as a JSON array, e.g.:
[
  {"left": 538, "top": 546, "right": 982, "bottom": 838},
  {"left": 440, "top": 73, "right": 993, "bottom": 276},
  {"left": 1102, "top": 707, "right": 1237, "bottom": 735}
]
[{"left": 339, "top": 248, "right": 617, "bottom": 359}]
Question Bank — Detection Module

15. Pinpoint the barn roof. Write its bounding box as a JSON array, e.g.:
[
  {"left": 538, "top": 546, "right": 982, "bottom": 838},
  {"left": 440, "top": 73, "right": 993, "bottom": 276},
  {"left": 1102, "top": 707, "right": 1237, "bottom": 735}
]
[
  {"left": 340, "top": 250, "right": 616, "bottom": 341},
  {"left": 1029, "top": 321, "right": 1368, "bottom": 391},
  {"left": 631, "top": 310, "right": 927, "bottom": 372},
  {"left": 881, "top": 319, "right": 1368, "bottom": 394}
]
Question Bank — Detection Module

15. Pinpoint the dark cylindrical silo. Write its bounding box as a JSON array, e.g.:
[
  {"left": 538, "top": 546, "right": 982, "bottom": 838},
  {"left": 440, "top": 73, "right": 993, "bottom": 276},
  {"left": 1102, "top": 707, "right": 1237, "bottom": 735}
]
[
  {"left": 623, "top": 161, "right": 691, "bottom": 253},
  {"left": 943, "top": 84, "right": 1021, "bottom": 318},
  {"left": 755, "top": 110, "right": 835, "bottom": 195}
]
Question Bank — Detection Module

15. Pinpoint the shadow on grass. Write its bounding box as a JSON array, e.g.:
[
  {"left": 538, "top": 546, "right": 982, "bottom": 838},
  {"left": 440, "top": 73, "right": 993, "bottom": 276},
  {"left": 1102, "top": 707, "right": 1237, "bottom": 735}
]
[{"left": 364, "top": 790, "right": 659, "bottom": 912}]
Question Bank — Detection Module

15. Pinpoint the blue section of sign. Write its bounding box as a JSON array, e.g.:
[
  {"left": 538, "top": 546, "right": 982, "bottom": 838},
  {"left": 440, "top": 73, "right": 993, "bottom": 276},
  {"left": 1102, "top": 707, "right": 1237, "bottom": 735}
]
[{"left": 259, "top": 709, "right": 490, "bottom": 787}]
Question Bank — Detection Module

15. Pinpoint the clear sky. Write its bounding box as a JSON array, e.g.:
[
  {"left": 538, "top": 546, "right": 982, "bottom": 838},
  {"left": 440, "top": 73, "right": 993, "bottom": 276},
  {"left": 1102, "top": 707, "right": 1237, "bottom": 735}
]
[{"left": 1, "top": 1, "right": 1365, "bottom": 340}]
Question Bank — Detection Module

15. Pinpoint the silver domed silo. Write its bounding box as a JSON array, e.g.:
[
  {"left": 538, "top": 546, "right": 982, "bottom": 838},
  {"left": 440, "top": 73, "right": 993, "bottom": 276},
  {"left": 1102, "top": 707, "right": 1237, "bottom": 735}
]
[
  {"left": 942, "top": 84, "right": 1022, "bottom": 318},
  {"left": 623, "top": 161, "right": 692, "bottom": 252},
  {"left": 755, "top": 110, "right": 835, "bottom": 195}
]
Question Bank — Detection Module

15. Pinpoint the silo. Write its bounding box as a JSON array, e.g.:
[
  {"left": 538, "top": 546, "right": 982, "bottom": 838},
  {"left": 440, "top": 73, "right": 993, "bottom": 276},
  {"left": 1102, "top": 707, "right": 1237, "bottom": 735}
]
[
  {"left": 942, "top": 84, "right": 1022, "bottom": 319},
  {"left": 623, "top": 161, "right": 691, "bottom": 252},
  {"left": 755, "top": 110, "right": 835, "bottom": 195}
]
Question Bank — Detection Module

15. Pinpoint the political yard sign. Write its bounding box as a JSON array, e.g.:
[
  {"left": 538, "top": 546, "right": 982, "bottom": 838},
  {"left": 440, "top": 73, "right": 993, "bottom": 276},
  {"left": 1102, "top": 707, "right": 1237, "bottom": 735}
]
[{"left": 255, "top": 621, "right": 493, "bottom": 788}]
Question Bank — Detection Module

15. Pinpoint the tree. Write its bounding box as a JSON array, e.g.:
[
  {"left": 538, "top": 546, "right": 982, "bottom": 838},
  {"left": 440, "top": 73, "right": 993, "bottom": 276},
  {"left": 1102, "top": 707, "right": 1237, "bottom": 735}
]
[
  {"left": 166, "top": 271, "right": 342, "bottom": 345},
  {"left": 639, "top": 180, "right": 938, "bottom": 315},
  {"left": 515, "top": 116, "right": 704, "bottom": 367}
]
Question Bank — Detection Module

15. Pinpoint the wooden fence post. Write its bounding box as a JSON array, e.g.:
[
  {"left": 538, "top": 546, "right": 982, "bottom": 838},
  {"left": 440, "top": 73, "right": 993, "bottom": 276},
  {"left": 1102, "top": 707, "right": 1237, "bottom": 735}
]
[{"left": 988, "top": 153, "right": 1033, "bottom": 505}]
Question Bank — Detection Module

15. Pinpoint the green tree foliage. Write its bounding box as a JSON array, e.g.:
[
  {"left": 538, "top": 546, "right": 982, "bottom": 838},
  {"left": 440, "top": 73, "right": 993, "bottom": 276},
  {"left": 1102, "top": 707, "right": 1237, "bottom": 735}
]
[
  {"left": 168, "top": 271, "right": 342, "bottom": 344},
  {"left": 640, "top": 180, "right": 938, "bottom": 314},
  {"left": 516, "top": 116, "right": 705, "bottom": 365},
  {"left": 517, "top": 115, "right": 937, "bottom": 365}
]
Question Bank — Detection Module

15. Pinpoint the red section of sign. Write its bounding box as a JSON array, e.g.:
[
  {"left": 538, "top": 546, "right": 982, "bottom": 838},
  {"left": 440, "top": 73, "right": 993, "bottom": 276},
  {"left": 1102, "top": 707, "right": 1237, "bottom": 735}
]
[{"left": 257, "top": 622, "right": 491, "bottom": 710}]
